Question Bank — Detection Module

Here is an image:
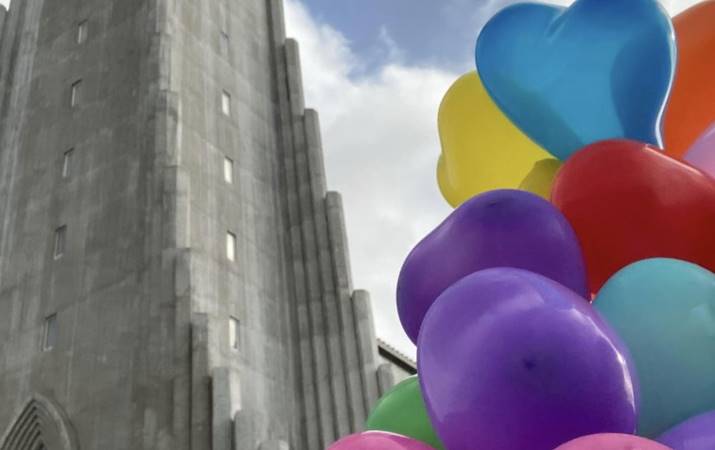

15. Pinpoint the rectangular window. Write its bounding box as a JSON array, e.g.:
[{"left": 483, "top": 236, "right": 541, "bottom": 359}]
[
  {"left": 62, "top": 148, "right": 74, "bottom": 179},
  {"left": 54, "top": 225, "right": 67, "bottom": 259},
  {"left": 221, "top": 91, "right": 231, "bottom": 116},
  {"left": 70, "top": 80, "right": 82, "bottom": 107},
  {"left": 43, "top": 314, "right": 57, "bottom": 351},
  {"left": 77, "top": 20, "right": 88, "bottom": 44},
  {"left": 226, "top": 231, "right": 236, "bottom": 262},
  {"left": 229, "top": 317, "right": 239, "bottom": 350},
  {"left": 220, "top": 31, "right": 230, "bottom": 56},
  {"left": 224, "top": 156, "right": 234, "bottom": 184}
]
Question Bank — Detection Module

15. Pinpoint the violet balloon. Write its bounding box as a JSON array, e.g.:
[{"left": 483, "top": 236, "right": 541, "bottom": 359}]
[
  {"left": 684, "top": 123, "right": 715, "bottom": 179},
  {"left": 328, "top": 431, "right": 436, "bottom": 450},
  {"left": 658, "top": 411, "right": 715, "bottom": 450},
  {"left": 397, "top": 189, "right": 588, "bottom": 344},
  {"left": 418, "top": 268, "right": 638, "bottom": 450},
  {"left": 555, "top": 434, "right": 671, "bottom": 450}
]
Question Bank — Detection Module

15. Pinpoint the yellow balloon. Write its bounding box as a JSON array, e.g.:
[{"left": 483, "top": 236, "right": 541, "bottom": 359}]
[
  {"left": 518, "top": 158, "right": 563, "bottom": 199},
  {"left": 437, "top": 71, "right": 561, "bottom": 207}
]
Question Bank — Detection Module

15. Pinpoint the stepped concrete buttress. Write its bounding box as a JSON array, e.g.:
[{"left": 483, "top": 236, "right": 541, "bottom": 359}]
[{"left": 0, "top": 1, "right": 386, "bottom": 449}]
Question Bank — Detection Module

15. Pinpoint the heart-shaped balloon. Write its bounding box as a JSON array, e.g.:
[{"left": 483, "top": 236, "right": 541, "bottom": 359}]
[
  {"left": 684, "top": 123, "right": 715, "bottom": 179},
  {"left": 663, "top": 1, "right": 715, "bottom": 158},
  {"left": 328, "top": 432, "right": 436, "bottom": 450},
  {"left": 437, "top": 71, "right": 559, "bottom": 207},
  {"left": 419, "top": 268, "right": 638, "bottom": 450},
  {"left": 595, "top": 258, "right": 715, "bottom": 437},
  {"left": 554, "top": 434, "right": 671, "bottom": 450},
  {"left": 398, "top": 189, "right": 588, "bottom": 344},
  {"left": 658, "top": 411, "right": 715, "bottom": 450},
  {"left": 551, "top": 139, "right": 715, "bottom": 293},
  {"left": 476, "top": 0, "right": 675, "bottom": 160},
  {"left": 366, "top": 376, "right": 444, "bottom": 450}
]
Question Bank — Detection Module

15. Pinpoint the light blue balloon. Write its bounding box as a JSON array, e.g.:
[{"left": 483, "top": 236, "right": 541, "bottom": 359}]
[
  {"left": 594, "top": 258, "right": 715, "bottom": 438},
  {"left": 476, "top": 0, "right": 676, "bottom": 161}
]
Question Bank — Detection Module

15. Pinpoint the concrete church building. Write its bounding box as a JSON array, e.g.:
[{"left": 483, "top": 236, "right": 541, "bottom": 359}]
[{"left": 0, "top": 0, "right": 405, "bottom": 449}]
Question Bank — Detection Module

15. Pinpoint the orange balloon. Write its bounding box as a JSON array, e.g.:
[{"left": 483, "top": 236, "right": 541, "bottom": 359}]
[{"left": 663, "top": 1, "right": 715, "bottom": 158}]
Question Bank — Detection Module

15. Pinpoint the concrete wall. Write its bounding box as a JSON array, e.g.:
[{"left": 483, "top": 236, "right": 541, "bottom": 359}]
[
  {"left": 0, "top": 0, "right": 386, "bottom": 449},
  {"left": 0, "top": 0, "right": 183, "bottom": 449}
]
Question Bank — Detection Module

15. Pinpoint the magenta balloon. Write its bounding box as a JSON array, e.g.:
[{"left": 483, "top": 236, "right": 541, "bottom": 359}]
[
  {"left": 418, "top": 268, "right": 638, "bottom": 450},
  {"left": 684, "top": 123, "right": 715, "bottom": 179},
  {"left": 658, "top": 411, "right": 715, "bottom": 450},
  {"left": 328, "top": 431, "right": 436, "bottom": 450},
  {"left": 397, "top": 189, "right": 588, "bottom": 344},
  {"left": 555, "top": 434, "right": 672, "bottom": 450}
]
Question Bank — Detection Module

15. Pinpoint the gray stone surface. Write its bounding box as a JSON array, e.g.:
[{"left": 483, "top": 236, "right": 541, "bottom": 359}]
[{"left": 0, "top": 1, "right": 388, "bottom": 449}]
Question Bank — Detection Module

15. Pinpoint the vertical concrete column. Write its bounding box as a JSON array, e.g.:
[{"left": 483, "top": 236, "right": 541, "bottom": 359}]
[
  {"left": 172, "top": 250, "right": 193, "bottom": 450},
  {"left": 377, "top": 364, "right": 396, "bottom": 398},
  {"left": 276, "top": 39, "right": 321, "bottom": 449},
  {"left": 352, "top": 290, "right": 381, "bottom": 416},
  {"left": 259, "top": 440, "right": 290, "bottom": 450},
  {"left": 192, "top": 314, "right": 211, "bottom": 450},
  {"left": 212, "top": 367, "right": 233, "bottom": 450},
  {"left": 325, "top": 191, "right": 365, "bottom": 431},
  {"left": 0, "top": 6, "right": 7, "bottom": 47},
  {"left": 0, "top": 0, "right": 44, "bottom": 296},
  {"left": 304, "top": 109, "right": 352, "bottom": 436},
  {"left": 284, "top": 39, "right": 336, "bottom": 447}
]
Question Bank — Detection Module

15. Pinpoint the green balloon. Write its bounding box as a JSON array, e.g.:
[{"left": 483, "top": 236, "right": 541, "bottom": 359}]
[{"left": 366, "top": 376, "right": 444, "bottom": 449}]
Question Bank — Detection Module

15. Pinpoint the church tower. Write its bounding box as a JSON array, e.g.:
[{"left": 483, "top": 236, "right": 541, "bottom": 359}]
[{"left": 0, "top": 1, "right": 390, "bottom": 449}]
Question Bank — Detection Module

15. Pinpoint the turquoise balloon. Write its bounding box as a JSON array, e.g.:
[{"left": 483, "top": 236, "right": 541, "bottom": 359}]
[
  {"left": 476, "top": 0, "right": 675, "bottom": 160},
  {"left": 594, "top": 258, "right": 715, "bottom": 437}
]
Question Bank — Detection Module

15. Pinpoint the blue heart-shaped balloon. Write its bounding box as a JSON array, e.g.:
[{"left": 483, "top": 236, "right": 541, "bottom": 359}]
[{"left": 476, "top": 0, "right": 676, "bottom": 160}]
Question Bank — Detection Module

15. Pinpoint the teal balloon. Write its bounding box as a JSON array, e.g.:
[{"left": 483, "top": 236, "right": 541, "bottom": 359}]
[
  {"left": 594, "top": 258, "right": 715, "bottom": 437},
  {"left": 476, "top": 0, "right": 676, "bottom": 160}
]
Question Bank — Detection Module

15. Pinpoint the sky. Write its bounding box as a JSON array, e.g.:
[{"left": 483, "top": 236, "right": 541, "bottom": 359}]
[{"left": 283, "top": 0, "right": 707, "bottom": 359}]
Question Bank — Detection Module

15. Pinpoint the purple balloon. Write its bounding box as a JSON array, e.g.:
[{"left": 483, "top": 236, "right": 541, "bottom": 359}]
[
  {"left": 418, "top": 268, "right": 638, "bottom": 450},
  {"left": 658, "top": 411, "right": 715, "bottom": 450},
  {"left": 684, "top": 123, "right": 715, "bottom": 179},
  {"left": 328, "top": 431, "right": 436, "bottom": 450},
  {"left": 397, "top": 189, "right": 588, "bottom": 344}
]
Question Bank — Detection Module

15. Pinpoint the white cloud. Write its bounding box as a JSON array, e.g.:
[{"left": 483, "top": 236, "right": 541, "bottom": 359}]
[
  {"left": 285, "top": 0, "right": 456, "bottom": 359},
  {"left": 284, "top": 0, "right": 708, "bottom": 360}
]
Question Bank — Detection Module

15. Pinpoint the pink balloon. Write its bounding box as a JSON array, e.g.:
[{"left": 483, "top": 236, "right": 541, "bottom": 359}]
[
  {"left": 684, "top": 123, "right": 715, "bottom": 179},
  {"left": 328, "top": 432, "right": 436, "bottom": 450},
  {"left": 554, "top": 434, "right": 673, "bottom": 450}
]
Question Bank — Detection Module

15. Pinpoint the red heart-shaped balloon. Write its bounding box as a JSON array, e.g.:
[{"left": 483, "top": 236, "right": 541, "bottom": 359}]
[{"left": 552, "top": 139, "right": 715, "bottom": 293}]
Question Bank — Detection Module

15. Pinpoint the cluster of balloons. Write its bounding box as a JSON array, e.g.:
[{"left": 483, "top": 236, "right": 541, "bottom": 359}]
[{"left": 329, "top": 0, "right": 715, "bottom": 449}]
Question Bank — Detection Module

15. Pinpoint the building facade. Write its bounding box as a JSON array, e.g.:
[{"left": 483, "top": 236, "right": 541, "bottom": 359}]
[
  {"left": 0, "top": 1, "right": 392, "bottom": 449},
  {"left": 377, "top": 339, "right": 416, "bottom": 386}
]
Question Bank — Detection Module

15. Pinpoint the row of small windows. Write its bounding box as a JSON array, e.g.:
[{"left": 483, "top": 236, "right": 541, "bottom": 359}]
[
  {"left": 54, "top": 226, "right": 237, "bottom": 261},
  {"left": 59, "top": 148, "right": 233, "bottom": 185},
  {"left": 68, "top": 80, "right": 231, "bottom": 115},
  {"left": 44, "top": 20, "right": 240, "bottom": 354},
  {"left": 43, "top": 313, "right": 240, "bottom": 353},
  {"left": 74, "top": 19, "right": 231, "bottom": 53}
]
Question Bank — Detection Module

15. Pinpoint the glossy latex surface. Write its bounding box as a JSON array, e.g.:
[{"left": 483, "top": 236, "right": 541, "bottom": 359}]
[
  {"left": 328, "top": 431, "right": 436, "bottom": 450},
  {"left": 664, "top": 1, "right": 715, "bottom": 157},
  {"left": 437, "top": 71, "right": 558, "bottom": 207},
  {"left": 398, "top": 189, "right": 588, "bottom": 344},
  {"left": 366, "top": 376, "right": 443, "bottom": 450},
  {"left": 552, "top": 140, "right": 715, "bottom": 293},
  {"left": 658, "top": 411, "right": 715, "bottom": 450},
  {"left": 595, "top": 259, "right": 715, "bottom": 437},
  {"left": 418, "top": 268, "right": 637, "bottom": 450},
  {"left": 476, "top": 0, "right": 675, "bottom": 160}
]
